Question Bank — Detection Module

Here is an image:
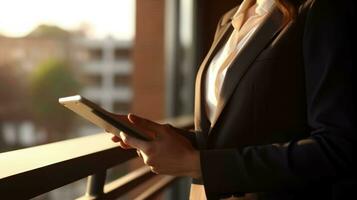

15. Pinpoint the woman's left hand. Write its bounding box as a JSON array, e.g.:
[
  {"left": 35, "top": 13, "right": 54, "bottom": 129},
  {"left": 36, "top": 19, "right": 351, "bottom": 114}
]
[{"left": 113, "top": 114, "right": 201, "bottom": 179}]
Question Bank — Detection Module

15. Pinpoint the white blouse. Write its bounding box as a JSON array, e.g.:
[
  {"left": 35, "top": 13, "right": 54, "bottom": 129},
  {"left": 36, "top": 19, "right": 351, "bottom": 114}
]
[{"left": 205, "top": 0, "right": 275, "bottom": 123}]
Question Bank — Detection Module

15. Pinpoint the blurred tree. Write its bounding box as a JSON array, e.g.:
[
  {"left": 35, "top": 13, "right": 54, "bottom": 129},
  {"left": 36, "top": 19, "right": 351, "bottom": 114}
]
[
  {"left": 27, "top": 24, "right": 71, "bottom": 38},
  {"left": 26, "top": 23, "right": 93, "bottom": 40},
  {"left": 29, "top": 58, "right": 81, "bottom": 142}
]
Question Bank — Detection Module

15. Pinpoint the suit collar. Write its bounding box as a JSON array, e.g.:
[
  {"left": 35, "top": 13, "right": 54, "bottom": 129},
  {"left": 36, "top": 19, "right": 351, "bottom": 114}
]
[
  {"left": 194, "top": 20, "right": 234, "bottom": 134},
  {"left": 209, "top": 7, "right": 284, "bottom": 130},
  {"left": 220, "top": 6, "right": 239, "bottom": 26}
]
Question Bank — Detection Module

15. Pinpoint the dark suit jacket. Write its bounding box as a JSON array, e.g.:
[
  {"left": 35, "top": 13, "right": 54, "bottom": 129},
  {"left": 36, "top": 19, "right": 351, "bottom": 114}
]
[{"left": 188, "top": 0, "right": 356, "bottom": 199}]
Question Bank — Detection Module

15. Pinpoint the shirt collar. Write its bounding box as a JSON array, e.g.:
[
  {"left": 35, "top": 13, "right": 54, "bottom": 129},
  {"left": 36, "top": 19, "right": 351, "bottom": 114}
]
[
  {"left": 256, "top": 0, "right": 275, "bottom": 15},
  {"left": 232, "top": 0, "right": 275, "bottom": 18}
]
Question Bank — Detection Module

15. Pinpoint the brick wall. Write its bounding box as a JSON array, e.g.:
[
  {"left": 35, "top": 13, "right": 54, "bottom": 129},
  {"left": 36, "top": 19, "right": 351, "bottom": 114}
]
[
  {"left": 132, "top": 0, "right": 239, "bottom": 120},
  {"left": 132, "top": 0, "right": 166, "bottom": 120}
]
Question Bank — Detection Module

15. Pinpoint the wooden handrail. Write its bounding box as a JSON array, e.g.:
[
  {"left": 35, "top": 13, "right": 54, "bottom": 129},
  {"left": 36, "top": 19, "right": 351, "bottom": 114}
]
[
  {"left": 102, "top": 166, "right": 155, "bottom": 199},
  {"left": 0, "top": 116, "right": 194, "bottom": 199},
  {"left": 0, "top": 134, "right": 137, "bottom": 199}
]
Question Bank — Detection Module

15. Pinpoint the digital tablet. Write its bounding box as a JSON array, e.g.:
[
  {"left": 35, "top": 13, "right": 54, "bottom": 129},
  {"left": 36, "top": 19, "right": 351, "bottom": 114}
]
[{"left": 59, "top": 95, "right": 151, "bottom": 141}]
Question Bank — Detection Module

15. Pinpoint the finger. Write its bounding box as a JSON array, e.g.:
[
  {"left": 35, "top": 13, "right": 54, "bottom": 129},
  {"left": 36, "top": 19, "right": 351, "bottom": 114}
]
[
  {"left": 111, "top": 136, "right": 133, "bottom": 149},
  {"left": 118, "top": 141, "right": 133, "bottom": 149},
  {"left": 128, "top": 114, "right": 159, "bottom": 132},
  {"left": 150, "top": 166, "right": 159, "bottom": 174},
  {"left": 127, "top": 114, "right": 160, "bottom": 139},
  {"left": 109, "top": 113, "right": 131, "bottom": 124},
  {"left": 120, "top": 132, "right": 150, "bottom": 152},
  {"left": 111, "top": 136, "right": 121, "bottom": 142},
  {"left": 108, "top": 113, "right": 156, "bottom": 140},
  {"left": 136, "top": 149, "right": 142, "bottom": 158}
]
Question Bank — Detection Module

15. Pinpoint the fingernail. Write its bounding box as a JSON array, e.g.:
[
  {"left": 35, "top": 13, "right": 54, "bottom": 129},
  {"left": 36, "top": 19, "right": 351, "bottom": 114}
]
[{"left": 128, "top": 113, "right": 136, "bottom": 119}]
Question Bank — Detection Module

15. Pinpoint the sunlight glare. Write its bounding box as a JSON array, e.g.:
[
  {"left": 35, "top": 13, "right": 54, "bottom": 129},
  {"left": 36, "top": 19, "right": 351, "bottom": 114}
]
[{"left": 0, "top": 0, "right": 135, "bottom": 39}]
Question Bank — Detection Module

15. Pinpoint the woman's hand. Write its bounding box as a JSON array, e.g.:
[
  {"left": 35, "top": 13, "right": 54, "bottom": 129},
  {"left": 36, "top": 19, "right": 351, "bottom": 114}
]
[
  {"left": 110, "top": 114, "right": 201, "bottom": 179},
  {"left": 106, "top": 113, "right": 134, "bottom": 149}
]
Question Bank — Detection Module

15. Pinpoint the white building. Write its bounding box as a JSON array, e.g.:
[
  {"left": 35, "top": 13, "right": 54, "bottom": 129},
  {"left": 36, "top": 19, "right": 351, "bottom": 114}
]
[
  {"left": 0, "top": 36, "right": 134, "bottom": 144},
  {"left": 74, "top": 37, "right": 133, "bottom": 136}
]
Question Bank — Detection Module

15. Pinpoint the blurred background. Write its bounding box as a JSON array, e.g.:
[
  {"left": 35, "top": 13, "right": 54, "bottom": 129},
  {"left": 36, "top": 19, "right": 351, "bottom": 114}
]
[
  {"left": 0, "top": 0, "right": 136, "bottom": 151},
  {"left": 0, "top": 0, "right": 238, "bottom": 199}
]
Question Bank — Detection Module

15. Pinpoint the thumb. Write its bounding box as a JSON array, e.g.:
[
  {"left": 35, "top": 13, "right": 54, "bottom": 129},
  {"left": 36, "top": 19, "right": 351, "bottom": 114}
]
[
  {"left": 128, "top": 114, "right": 159, "bottom": 132},
  {"left": 109, "top": 113, "right": 130, "bottom": 124}
]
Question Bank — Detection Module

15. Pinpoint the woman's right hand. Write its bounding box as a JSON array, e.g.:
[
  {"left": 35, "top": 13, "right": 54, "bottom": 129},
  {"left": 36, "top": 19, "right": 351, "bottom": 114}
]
[
  {"left": 111, "top": 133, "right": 133, "bottom": 149},
  {"left": 106, "top": 113, "right": 134, "bottom": 149}
]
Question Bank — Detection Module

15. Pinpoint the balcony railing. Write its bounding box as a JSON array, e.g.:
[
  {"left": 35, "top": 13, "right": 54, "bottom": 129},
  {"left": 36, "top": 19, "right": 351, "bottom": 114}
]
[{"left": 0, "top": 116, "right": 193, "bottom": 199}]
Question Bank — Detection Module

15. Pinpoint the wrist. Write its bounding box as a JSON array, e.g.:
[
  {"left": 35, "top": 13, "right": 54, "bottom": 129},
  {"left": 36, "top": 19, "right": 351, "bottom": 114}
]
[{"left": 187, "top": 150, "right": 202, "bottom": 179}]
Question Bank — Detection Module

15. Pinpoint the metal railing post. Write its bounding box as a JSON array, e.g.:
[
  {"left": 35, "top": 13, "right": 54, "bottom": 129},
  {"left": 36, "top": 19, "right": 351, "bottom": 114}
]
[{"left": 85, "top": 171, "right": 107, "bottom": 198}]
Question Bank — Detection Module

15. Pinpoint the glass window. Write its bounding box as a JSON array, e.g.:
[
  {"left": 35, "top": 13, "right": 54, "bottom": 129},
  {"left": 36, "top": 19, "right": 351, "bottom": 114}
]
[
  {"left": 0, "top": 0, "right": 193, "bottom": 198},
  {"left": 85, "top": 74, "right": 103, "bottom": 87},
  {"left": 114, "top": 48, "right": 131, "bottom": 60},
  {"left": 89, "top": 48, "right": 103, "bottom": 60},
  {"left": 0, "top": 1, "right": 136, "bottom": 198},
  {"left": 114, "top": 74, "right": 131, "bottom": 87}
]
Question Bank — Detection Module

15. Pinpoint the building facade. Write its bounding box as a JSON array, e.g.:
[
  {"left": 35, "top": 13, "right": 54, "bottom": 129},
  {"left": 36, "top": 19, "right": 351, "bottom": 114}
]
[
  {"left": 0, "top": 35, "right": 134, "bottom": 146},
  {"left": 74, "top": 37, "right": 134, "bottom": 136}
]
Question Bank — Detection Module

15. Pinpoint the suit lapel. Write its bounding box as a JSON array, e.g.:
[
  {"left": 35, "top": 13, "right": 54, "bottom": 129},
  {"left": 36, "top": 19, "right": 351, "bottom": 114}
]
[
  {"left": 210, "top": 7, "right": 284, "bottom": 129},
  {"left": 195, "top": 22, "right": 234, "bottom": 132}
]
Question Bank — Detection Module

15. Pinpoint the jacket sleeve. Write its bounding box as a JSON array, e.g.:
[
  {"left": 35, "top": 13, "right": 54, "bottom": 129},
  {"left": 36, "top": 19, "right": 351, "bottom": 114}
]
[
  {"left": 175, "top": 127, "right": 198, "bottom": 149},
  {"left": 199, "top": 0, "right": 356, "bottom": 198}
]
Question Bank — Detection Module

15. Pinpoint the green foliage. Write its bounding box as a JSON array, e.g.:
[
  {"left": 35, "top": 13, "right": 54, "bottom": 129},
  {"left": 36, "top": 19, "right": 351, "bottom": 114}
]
[
  {"left": 27, "top": 24, "right": 71, "bottom": 38},
  {"left": 30, "top": 58, "right": 81, "bottom": 135}
]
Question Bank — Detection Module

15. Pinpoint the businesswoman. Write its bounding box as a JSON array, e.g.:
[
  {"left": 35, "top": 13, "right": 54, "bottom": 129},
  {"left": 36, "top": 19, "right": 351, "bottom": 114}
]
[{"left": 110, "top": 0, "right": 356, "bottom": 199}]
